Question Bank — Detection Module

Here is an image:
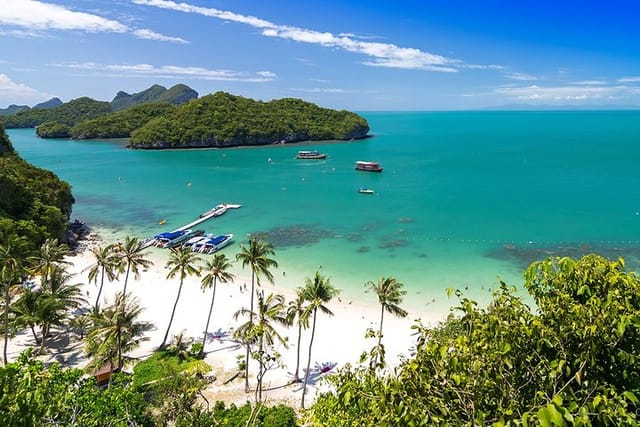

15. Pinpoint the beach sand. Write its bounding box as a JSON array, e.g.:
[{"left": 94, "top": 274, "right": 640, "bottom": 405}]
[{"left": 5, "top": 233, "right": 446, "bottom": 407}]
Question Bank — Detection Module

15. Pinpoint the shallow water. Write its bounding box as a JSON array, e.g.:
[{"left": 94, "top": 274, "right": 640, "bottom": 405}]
[{"left": 9, "top": 110, "right": 640, "bottom": 314}]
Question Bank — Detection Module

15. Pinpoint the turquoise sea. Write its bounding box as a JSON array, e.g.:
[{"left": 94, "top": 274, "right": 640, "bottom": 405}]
[{"left": 8, "top": 111, "right": 640, "bottom": 315}]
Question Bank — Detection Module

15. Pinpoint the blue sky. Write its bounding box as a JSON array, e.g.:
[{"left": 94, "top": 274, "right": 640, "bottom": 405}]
[{"left": 1, "top": 0, "right": 639, "bottom": 110}]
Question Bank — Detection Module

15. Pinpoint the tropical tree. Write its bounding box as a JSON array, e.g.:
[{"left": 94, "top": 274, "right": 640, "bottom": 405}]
[
  {"left": 234, "top": 291, "right": 289, "bottom": 402},
  {"left": 114, "top": 236, "right": 153, "bottom": 297},
  {"left": 300, "top": 271, "right": 339, "bottom": 408},
  {"left": 86, "top": 292, "right": 152, "bottom": 381},
  {"left": 286, "top": 289, "right": 311, "bottom": 382},
  {"left": 161, "top": 247, "right": 200, "bottom": 348},
  {"left": 200, "top": 253, "right": 234, "bottom": 355},
  {"left": 365, "top": 276, "right": 408, "bottom": 369},
  {"left": 31, "top": 238, "right": 70, "bottom": 286},
  {"left": 235, "top": 235, "right": 278, "bottom": 392},
  {"left": 85, "top": 243, "right": 120, "bottom": 310},
  {"left": 0, "top": 235, "right": 33, "bottom": 364}
]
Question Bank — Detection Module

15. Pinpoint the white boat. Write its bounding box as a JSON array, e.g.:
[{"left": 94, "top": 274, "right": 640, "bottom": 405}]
[
  {"left": 198, "top": 234, "right": 233, "bottom": 254},
  {"left": 199, "top": 204, "right": 228, "bottom": 218},
  {"left": 183, "top": 234, "right": 213, "bottom": 249},
  {"left": 154, "top": 229, "right": 203, "bottom": 248},
  {"left": 296, "top": 150, "right": 327, "bottom": 160},
  {"left": 355, "top": 161, "right": 383, "bottom": 172},
  {"left": 358, "top": 187, "right": 375, "bottom": 194}
]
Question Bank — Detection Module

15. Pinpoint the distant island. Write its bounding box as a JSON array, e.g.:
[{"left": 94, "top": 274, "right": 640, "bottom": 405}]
[{"left": 1, "top": 85, "right": 370, "bottom": 148}]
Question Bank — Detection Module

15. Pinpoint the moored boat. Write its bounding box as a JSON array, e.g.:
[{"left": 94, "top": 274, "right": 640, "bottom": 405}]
[
  {"left": 198, "top": 234, "right": 234, "bottom": 254},
  {"left": 355, "top": 161, "right": 383, "bottom": 172},
  {"left": 154, "top": 229, "right": 203, "bottom": 248},
  {"left": 296, "top": 150, "right": 327, "bottom": 160}
]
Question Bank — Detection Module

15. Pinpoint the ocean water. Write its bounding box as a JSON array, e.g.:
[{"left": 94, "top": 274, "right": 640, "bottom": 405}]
[{"left": 8, "top": 111, "right": 640, "bottom": 315}]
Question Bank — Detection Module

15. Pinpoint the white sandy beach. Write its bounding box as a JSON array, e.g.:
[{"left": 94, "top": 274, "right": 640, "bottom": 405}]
[{"left": 5, "top": 232, "right": 446, "bottom": 407}]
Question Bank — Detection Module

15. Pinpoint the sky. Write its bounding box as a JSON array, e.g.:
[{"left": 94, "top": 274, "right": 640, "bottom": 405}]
[{"left": 1, "top": 0, "right": 639, "bottom": 110}]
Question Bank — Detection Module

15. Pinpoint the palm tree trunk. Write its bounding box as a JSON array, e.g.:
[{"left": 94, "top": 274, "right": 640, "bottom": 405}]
[
  {"left": 301, "top": 308, "right": 318, "bottom": 409},
  {"left": 244, "top": 270, "right": 255, "bottom": 393},
  {"left": 376, "top": 305, "right": 385, "bottom": 368},
  {"left": 117, "top": 322, "right": 122, "bottom": 369},
  {"left": 95, "top": 268, "right": 105, "bottom": 308},
  {"left": 30, "top": 325, "right": 38, "bottom": 344},
  {"left": 161, "top": 279, "right": 184, "bottom": 348},
  {"left": 200, "top": 279, "right": 218, "bottom": 355},
  {"left": 3, "top": 286, "right": 9, "bottom": 365},
  {"left": 122, "top": 263, "right": 131, "bottom": 297},
  {"left": 257, "top": 332, "right": 264, "bottom": 402},
  {"left": 39, "top": 324, "right": 48, "bottom": 355},
  {"left": 294, "top": 322, "right": 303, "bottom": 381}
]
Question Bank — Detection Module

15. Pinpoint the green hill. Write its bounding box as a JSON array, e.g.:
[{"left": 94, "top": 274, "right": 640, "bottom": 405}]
[
  {"left": 0, "top": 104, "right": 29, "bottom": 116},
  {"left": 110, "top": 83, "right": 198, "bottom": 111},
  {"left": 129, "top": 92, "right": 370, "bottom": 149},
  {"left": 0, "top": 123, "right": 74, "bottom": 248},
  {"left": 70, "top": 102, "right": 177, "bottom": 139},
  {"left": 1, "top": 97, "right": 111, "bottom": 131},
  {"left": 33, "top": 97, "right": 63, "bottom": 109}
]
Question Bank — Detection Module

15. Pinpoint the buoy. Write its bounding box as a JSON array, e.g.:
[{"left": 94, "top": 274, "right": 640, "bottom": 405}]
[{"left": 159, "top": 219, "right": 167, "bottom": 225}]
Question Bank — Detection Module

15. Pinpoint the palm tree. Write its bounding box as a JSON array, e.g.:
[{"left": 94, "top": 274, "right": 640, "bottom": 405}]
[
  {"left": 11, "top": 289, "right": 41, "bottom": 344},
  {"left": 35, "top": 264, "right": 87, "bottom": 354},
  {"left": 286, "top": 289, "right": 311, "bottom": 382},
  {"left": 300, "top": 271, "right": 339, "bottom": 409},
  {"left": 85, "top": 243, "right": 119, "bottom": 310},
  {"left": 32, "top": 238, "right": 70, "bottom": 286},
  {"left": 236, "top": 235, "right": 278, "bottom": 392},
  {"left": 200, "top": 253, "right": 234, "bottom": 355},
  {"left": 235, "top": 291, "right": 288, "bottom": 402},
  {"left": 161, "top": 247, "right": 200, "bottom": 348},
  {"left": 0, "top": 235, "right": 33, "bottom": 365},
  {"left": 114, "top": 236, "right": 152, "bottom": 297},
  {"left": 365, "top": 276, "right": 408, "bottom": 369},
  {"left": 86, "top": 292, "right": 152, "bottom": 384}
]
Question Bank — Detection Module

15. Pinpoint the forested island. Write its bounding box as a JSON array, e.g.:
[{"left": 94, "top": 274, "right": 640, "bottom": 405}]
[
  {"left": 127, "top": 92, "right": 370, "bottom": 149},
  {"left": 0, "top": 123, "right": 74, "bottom": 249},
  {"left": 0, "top": 85, "right": 370, "bottom": 147}
]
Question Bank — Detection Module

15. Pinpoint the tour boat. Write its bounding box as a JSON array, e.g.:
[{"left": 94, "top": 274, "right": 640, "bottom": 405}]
[
  {"left": 296, "top": 150, "right": 327, "bottom": 160},
  {"left": 355, "top": 161, "right": 383, "bottom": 172},
  {"left": 154, "top": 229, "right": 203, "bottom": 248}
]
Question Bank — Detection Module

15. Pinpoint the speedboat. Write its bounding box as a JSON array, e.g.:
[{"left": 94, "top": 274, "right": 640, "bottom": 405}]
[
  {"left": 183, "top": 233, "right": 213, "bottom": 249},
  {"left": 198, "top": 234, "right": 233, "bottom": 254},
  {"left": 199, "top": 204, "right": 228, "bottom": 218},
  {"left": 358, "top": 187, "right": 374, "bottom": 194},
  {"left": 154, "top": 229, "right": 203, "bottom": 248}
]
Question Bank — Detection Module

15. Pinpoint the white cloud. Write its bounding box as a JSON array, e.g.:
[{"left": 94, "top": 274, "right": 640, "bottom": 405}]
[
  {"left": 572, "top": 80, "right": 608, "bottom": 85},
  {"left": 290, "top": 87, "right": 351, "bottom": 94},
  {"left": 0, "top": 74, "right": 52, "bottom": 105},
  {"left": 132, "top": 0, "right": 460, "bottom": 71},
  {"left": 0, "top": 0, "right": 186, "bottom": 43},
  {"left": 504, "top": 72, "right": 538, "bottom": 81},
  {"left": 495, "top": 84, "right": 635, "bottom": 102},
  {"left": 52, "top": 62, "right": 276, "bottom": 82},
  {"left": 618, "top": 76, "right": 640, "bottom": 83}
]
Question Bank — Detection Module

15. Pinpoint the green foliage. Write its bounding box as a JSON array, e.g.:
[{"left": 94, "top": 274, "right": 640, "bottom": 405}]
[
  {"left": 129, "top": 91, "right": 369, "bottom": 148},
  {"left": 309, "top": 254, "right": 640, "bottom": 426},
  {"left": 132, "top": 349, "right": 210, "bottom": 387},
  {"left": 110, "top": 83, "right": 197, "bottom": 111},
  {"left": 36, "top": 121, "right": 71, "bottom": 138},
  {"left": 0, "top": 124, "right": 74, "bottom": 246},
  {"left": 2, "top": 97, "right": 111, "bottom": 129},
  {"left": 0, "top": 350, "right": 151, "bottom": 426},
  {"left": 196, "top": 401, "right": 298, "bottom": 427},
  {"left": 70, "top": 102, "right": 177, "bottom": 139}
]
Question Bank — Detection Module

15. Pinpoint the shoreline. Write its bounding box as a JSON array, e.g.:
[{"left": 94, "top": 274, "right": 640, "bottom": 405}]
[{"left": 6, "top": 230, "right": 446, "bottom": 406}]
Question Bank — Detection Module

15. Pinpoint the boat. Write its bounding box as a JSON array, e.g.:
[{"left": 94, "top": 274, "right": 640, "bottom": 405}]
[
  {"left": 296, "top": 150, "right": 327, "bottom": 160},
  {"left": 198, "top": 234, "right": 234, "bottom": 254},
  {"left": 154, "top": 229, "right": 203, "bottom": 248},
  {"left": 355, "top": 161, "right": 383, "bottom": 172},
  {"left": 358, "top": 187, "right": 375, "bottom": 194},
  {"left": 199, "top": 204, "right": 228, "bottom": 218},
  {"left": 182, "top": 233, "right": 213, "bottom": 249}
]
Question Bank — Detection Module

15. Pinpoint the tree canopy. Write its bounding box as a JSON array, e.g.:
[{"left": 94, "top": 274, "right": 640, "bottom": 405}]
[
  {"left": 2, "top": 97, "right": 111, "bottom": 131},
  {"left": 0, "top": 123, "right": 74, "bottom": 247},
  {"left": 310, "top": 254, "right": 640, "bottom": 426},
  {"left": 129, "top": 91, "right": 370, "bottom": 148}
]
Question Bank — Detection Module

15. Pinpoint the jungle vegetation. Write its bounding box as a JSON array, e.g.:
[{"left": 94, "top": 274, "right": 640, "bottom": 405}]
[{"left": 0, "top": 123, "right": 73, "bottom": 248}]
